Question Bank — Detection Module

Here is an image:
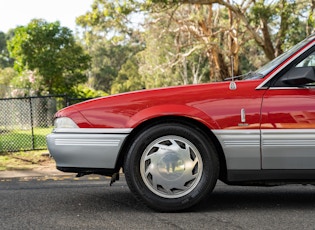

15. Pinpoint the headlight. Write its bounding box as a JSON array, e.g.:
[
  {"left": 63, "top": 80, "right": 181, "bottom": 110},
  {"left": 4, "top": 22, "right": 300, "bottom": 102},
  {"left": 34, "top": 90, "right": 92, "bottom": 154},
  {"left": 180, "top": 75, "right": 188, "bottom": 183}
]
[{"left": 54, "top": 117, "right": 79, "bottom": 128}]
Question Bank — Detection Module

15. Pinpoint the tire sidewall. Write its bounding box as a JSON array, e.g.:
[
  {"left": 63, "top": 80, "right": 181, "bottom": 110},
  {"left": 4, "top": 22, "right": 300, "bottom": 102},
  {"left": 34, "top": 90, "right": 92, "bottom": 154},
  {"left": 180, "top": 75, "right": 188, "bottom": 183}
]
[{"left": 124, "top": 123, "right": 219, "bottom": 211}]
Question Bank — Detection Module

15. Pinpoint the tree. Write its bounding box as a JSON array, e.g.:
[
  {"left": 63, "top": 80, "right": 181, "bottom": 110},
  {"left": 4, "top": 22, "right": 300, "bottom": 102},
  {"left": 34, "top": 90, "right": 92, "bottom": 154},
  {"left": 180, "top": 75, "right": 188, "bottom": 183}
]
[
  {"left": 76, "top": 0, "right": 145, "bottom": 93},
  {"left": 7, "top": 19, "right": 91, "bottom": 96},
  {"left": 151, "top": 0, "right": 310, "bottom": 59},
  {"left": 76, "top": 0, "right": 312, "bottom": 90},
  {"left": 81, "top": 35, "right": 141, "bottom": 93},
  {"left": 138, "top": 4, "right": 240, "bottom": 82},
  {"left": 138, "top": 12, "right": 210, "bottom": 86},
  {"left": 0, "top": 67, "right": 17, "bottom": 98},
  {"left": 111, "top": 56, "right": 145, "bottom": 94},
  {"left": 72, "top": 84, "right": 108, "bottom": 98},
  {"left": 0, "top": 31, "right": 14, "bottom": 68},
  {"left": 76, "top": 0, "right": 140, "bottom": 40}
]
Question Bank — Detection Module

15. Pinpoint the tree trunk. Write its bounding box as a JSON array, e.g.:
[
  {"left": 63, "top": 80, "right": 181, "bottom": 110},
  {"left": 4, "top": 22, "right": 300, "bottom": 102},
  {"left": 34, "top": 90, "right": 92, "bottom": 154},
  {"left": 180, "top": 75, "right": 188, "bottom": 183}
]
[
  {"left": 228, "top": 7, "right": 241, "bottom": 76},
  {"left": 208, "top": 46, "right": 230, "bottom": 81}
]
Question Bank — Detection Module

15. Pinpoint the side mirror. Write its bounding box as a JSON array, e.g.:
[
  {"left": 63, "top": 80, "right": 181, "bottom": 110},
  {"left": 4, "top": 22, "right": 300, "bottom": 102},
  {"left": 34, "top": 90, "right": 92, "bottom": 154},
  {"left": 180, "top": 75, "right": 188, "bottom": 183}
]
[{"left": 282, "top": 67, "right": 315, "bottom": 86}]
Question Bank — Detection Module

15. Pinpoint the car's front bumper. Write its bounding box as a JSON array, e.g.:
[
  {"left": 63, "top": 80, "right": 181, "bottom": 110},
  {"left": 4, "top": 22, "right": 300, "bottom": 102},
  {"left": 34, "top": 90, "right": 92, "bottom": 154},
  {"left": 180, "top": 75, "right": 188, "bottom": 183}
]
[{"left": 46, "top": 128, "right": 132, "bottom": 171}]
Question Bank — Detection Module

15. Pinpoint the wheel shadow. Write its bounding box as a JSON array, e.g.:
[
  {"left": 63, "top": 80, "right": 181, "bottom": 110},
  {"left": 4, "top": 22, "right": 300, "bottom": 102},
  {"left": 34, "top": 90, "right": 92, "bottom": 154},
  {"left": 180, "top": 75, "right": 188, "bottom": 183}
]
[
  {"left": 195, "top": 183, "right": 315, "bottom": 212},
  {"left": 53, "top": 179, "right": 315, "bottom": 213}
]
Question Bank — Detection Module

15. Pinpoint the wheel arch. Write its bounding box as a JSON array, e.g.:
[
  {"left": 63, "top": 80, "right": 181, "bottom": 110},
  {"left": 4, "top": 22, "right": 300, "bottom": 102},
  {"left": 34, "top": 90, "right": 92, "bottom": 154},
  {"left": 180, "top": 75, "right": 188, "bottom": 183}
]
[{"left": 115, "top": 115, "right": 227, "bottom": 181}]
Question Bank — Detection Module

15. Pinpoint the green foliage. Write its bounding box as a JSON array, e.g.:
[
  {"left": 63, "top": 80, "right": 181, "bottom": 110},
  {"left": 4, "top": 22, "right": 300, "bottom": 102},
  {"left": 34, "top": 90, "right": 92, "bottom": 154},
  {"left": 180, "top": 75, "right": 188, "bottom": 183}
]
[
  {"left": 111, "top": 56, "right": 145, "bottom": 94},
  {"left": 7, "top": 19, "right": 91, "bottom": 95},
  {"left": 138, "top": 5, "right": 213, "bottom": 85},
  {"left": 0, "top": 67, "right": 16, "bottom": 85},
  {"left": 75, "top": 0, "right": 313, "bottom": 92},
  {"left": 307, "top": 5, "right": 315, "bottom": 35},
  {"left": 250, "top": 0, "right": 276, "bottom": 25},
  {"left": 76, "top": 0, "right": 140, "bottom": 40},
  {"left": 9, "top": 70, "right": 44, "bottom": 96},
  {"left": 76, "top": 0, "right": 145, "bottom": 94},
  {"left": 85, "top": 37, "right": 141, "bottom": 93},
  {"left": 73, "top": 84, "right": 108, "bottom": 98},
  {"left": 277, "top": 0, "right": 308, "bottom": 50},
  {"left": 246, "top": 0, "right": 308, "bottom": 55},
  {"left": 0, "top": 31, "right": 14, "bottom": 68},
  {"left": 138, "top": 27, "right": 182, "bottom": 88},
  {"left": 0, "top": 67, "right": 17, "bottom": 97}
]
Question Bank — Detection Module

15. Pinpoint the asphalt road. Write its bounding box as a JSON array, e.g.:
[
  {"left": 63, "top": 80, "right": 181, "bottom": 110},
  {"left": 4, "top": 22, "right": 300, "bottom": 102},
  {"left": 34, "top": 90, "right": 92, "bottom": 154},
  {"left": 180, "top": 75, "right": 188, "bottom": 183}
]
[{"left": 1, "top": 175, "right": 315, "bottom": 230}]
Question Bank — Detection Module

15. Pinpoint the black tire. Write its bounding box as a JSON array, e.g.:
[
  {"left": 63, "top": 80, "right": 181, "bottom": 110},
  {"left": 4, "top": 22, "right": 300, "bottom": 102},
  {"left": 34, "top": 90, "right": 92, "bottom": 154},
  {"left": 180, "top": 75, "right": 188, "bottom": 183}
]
[{"left": 124, "top": 123, "right": 219, "bottom": 212}]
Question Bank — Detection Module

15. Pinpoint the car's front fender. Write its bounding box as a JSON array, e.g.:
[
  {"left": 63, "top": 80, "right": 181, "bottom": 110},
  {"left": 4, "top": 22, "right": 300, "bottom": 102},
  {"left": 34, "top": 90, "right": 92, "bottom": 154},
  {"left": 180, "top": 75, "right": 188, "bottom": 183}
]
[{"left": 126, "top": 104, "right": 220, "bottom": 129}]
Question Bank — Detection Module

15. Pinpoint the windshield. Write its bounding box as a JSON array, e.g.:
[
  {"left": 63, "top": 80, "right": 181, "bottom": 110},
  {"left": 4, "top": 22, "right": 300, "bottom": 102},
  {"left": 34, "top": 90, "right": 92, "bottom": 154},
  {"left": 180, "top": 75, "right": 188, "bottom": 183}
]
[{"left": 241, "top": 35, "right": 315, "bottom": 80}]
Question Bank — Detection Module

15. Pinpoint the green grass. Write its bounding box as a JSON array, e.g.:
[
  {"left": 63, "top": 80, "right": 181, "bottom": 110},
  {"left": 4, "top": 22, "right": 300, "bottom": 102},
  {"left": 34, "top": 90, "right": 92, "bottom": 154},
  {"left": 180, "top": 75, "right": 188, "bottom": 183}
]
[{"left": 0, "top": 127, "right": 53, "bottom": 152}]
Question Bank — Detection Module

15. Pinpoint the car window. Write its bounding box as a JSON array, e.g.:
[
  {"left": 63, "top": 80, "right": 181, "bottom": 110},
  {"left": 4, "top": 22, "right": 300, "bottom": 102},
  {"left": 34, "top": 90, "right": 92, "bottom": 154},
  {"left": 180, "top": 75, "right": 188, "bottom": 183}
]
[
  {"left": 296, "top": 51, "right": 315, "bottom": 67},
  {"left": 273, "top": 50, "right": 315, "bottom": 87},
  {"left": 254, "top": 36, "right": 315, "bottom": 79}
]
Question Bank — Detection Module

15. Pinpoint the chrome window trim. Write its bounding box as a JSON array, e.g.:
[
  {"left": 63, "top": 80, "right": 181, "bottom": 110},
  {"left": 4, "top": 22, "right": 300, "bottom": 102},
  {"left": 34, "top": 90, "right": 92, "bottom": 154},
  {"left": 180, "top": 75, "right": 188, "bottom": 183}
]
[{"left": 267, "top": 86, "right": 315, "bottom": 90}]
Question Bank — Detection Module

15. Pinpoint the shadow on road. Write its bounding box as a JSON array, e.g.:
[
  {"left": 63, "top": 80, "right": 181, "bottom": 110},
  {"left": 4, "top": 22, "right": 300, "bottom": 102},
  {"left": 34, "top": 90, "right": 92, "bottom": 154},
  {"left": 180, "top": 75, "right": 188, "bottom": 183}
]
[
  {"left": 59, "top": 180, "right": 315, "bottom": 213},
  {"left": 196, "top": 183, "right": 315, "bottom": 212}
]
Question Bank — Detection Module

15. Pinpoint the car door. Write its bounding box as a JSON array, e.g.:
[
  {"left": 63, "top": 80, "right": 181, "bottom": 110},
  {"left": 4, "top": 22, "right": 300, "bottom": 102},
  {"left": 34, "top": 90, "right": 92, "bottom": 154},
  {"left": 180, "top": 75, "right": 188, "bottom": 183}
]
[{"left": 261, "top": 50, "right": 315, "bottom": 169}]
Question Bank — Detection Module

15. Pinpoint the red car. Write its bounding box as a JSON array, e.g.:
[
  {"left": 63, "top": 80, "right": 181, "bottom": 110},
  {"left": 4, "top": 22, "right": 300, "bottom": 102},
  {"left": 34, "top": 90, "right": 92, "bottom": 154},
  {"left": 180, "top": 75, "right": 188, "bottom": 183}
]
[{"left": 47, "top": 34, "right": 315, "bottom": 211}]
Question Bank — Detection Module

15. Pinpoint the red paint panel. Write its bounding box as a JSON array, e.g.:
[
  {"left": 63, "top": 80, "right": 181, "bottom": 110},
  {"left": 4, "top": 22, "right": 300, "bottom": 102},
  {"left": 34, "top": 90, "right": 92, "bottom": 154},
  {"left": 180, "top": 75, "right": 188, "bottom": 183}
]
[{"left": 261, "top": 89, "right": 315, "bottom": 129}]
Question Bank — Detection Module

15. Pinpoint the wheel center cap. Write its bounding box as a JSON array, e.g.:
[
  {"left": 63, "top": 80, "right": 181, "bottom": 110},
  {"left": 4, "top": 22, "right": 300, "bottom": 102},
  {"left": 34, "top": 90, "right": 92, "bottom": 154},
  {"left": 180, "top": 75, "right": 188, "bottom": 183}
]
[{"left": 157, "top": 152, "right": 185, "bottom": 180}]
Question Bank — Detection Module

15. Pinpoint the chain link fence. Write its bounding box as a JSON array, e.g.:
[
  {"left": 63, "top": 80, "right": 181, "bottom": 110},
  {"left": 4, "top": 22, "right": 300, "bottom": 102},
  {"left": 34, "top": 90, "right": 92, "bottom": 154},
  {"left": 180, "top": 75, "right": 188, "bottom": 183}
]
[{"left": 0, "top": 95, "right": 91, "bottom": 153}]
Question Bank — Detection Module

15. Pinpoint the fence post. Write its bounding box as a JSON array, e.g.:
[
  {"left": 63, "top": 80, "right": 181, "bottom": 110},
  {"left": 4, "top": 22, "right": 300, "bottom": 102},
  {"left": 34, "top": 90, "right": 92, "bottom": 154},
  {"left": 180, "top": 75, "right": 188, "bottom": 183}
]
[
  {"left": 29, "top": 97, "right": 35, "bottom": 150},
  {"left": 65, "top": 94, "right": 69, "bottom": 107}
]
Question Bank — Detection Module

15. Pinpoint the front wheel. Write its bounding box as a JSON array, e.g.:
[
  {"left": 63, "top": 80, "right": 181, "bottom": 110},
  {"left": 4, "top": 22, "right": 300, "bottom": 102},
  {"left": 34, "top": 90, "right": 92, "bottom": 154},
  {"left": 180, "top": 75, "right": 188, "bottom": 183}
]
[{"left": 124, "top": 123, "right": 219, "bottom": 212}]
